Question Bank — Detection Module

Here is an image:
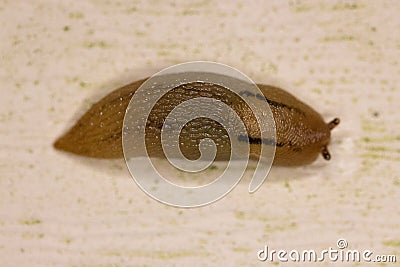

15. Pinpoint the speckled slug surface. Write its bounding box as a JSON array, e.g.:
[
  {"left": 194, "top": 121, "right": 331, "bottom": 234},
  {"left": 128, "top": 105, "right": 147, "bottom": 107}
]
[{"left": 54, "top": 78, "right": 340, "bottom": 166}]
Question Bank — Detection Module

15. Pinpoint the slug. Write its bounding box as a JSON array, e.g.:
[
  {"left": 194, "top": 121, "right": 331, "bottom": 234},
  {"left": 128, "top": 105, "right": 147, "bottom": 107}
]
[{"left": 54, "top": 78, "right": 340, "bottom": 166}]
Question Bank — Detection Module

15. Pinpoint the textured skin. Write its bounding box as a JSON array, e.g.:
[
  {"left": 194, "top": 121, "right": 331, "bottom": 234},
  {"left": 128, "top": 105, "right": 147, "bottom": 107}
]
[
  {"left": 54, "top": 79, "right": 335, "bottom": 166},
  {"left": 257, "top": 84, "right": 331, "bottom": 165}
]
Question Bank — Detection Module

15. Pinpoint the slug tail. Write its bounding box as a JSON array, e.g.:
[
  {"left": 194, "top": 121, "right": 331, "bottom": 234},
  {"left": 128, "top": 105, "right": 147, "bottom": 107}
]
[
  {"left": 53, "top": 79, "right": 147, "bottom": 158},
  {"left": 53, "top": 127, "right": 102, "bottom": 158},
  {"left": 53, "top": 136, "right": 66, "bottom": 151}
]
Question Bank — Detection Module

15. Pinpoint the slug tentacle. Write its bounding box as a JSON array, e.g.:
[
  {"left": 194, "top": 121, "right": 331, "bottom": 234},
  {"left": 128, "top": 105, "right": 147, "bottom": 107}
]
[
  {"left": 321, "top": 146, "right": 331, "bottom": 161},
  {"left": 328, "top": 118, "right": 340, "bottom": 130},
  {"left": 54, "top": 78, "right": 340, "bottom": 166}
]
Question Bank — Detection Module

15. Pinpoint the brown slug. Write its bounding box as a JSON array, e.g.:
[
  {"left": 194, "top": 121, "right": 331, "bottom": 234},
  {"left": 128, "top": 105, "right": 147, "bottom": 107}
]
[{"left": 53, "top": 78, "right": 340, "bottom": 166}]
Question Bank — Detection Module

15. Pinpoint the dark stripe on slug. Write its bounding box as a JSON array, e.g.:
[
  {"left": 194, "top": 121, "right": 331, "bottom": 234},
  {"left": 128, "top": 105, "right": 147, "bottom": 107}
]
[
  {"left": 239, "top": 90, "right": 305, "bottom": 116},
  {"left": 237, "top": 134, "right": 284, "bottom": 147}
]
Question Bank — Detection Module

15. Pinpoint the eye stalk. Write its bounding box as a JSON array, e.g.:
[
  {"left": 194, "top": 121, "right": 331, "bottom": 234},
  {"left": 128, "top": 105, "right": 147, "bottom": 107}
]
[
  {"left": 321, "top": 118, "right": 340, "bottom": 161},
  {"left": 322, "top": 146, "right": 331, "bottom": 160},
  {"left": 328, "top": 118, "right": 340, "bottom": 130}
]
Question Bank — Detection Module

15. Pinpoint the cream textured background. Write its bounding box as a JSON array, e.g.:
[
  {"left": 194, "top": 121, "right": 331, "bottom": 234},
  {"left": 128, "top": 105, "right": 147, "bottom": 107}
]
[{"left": 1, "top": 0, "right": 400, "bottom": 266}]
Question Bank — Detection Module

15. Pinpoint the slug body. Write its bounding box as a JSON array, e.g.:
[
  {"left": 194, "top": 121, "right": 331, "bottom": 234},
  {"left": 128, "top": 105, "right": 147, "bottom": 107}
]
[{"left": 54, "top": 78, "right": 339, "bottom": 166}]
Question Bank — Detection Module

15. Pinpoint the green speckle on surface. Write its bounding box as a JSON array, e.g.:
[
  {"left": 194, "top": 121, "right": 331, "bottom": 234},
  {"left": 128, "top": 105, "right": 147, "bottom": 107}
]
[
  {"left": 106, "top": 250, "right": 209, "bottom": 259},
  {"left": 307, "top": 194, "right": 317, "bottom": 199},
  {"left": 383, "top": 240, "right": 400, "bottom": 247},
  {"left": 135, "top": 31, "right": 146, "bottom": 37},
  {"left": 157, "top": 50, "right": 170, "bottom": 57},
  {"left": 321, "top": 35, "right": 355, "bottom": 42},
  {"left": 291, "top": 5, "right": 312, "bottom": 13},
  {"left": 63, "top": 25, "right": 70, "bottom": 31},
  {"left": 268, "top": 62, "right": 278, "bottom": 73},
  {"left": 126, "top": 7, "right": 138, "bottom": 13},
  {"left": 20, "top": 218, "right": 42, "bottom": 225},
  {"left": 365, "top": 146, "right": 400, "bottom": 154},
  {"left": 21, "top": 232, "right": 36, "bottom": 239},
  {"left": 360, "top": 153, "right": 400, "bottom": 162},
  {"left": 293, "top": 79, "right": 306, "bottom": 86},
  {"left": 69, "top": 12, "right": 84, "bottom": 19},
  {"left": 339, "top": 76, "right": 351, "bottom": 84},
  {"left": 232, "top": 247, "right": 251, "bottom": 253},
  {"left": 71, "top": 265, "right": 140, "bottom": 267},
  {"left": 235, "top": 211, "right": 245, "bottom": 220},
  {"left": 361, "top": 118, "right": 386, "bottom": 133},
  {"left": 332, "top": 4, "right": 364, "bottom": 11},
  {"left": 312, "top": 88, "right": 322, "bottom": 94},
  {"left": 264, "top": 221, "right": 297, "bottom": 232},
  {"left": 284, "top": 180, "right": 291, "bottom": 192},
  {"left": 181, "top": 9, "right": 199, "bottom": 16},
  {"left": 318, "top": 79, "right": 335, "bottom": 86},
  {"left": 79, "top": 81, "right": 88, "bottom": 88},
  {"left": 84, "top": 41, "right": 108, "bottom": 49},
  {"left": 209, "top": 165, "right": 218, "bottom": 170}
]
